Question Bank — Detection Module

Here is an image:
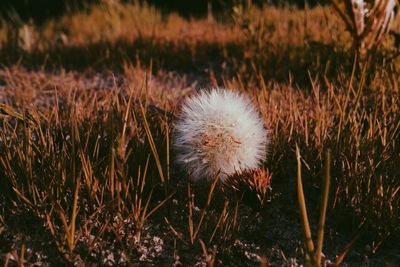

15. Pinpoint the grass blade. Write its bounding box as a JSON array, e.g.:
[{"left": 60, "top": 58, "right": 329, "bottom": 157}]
[
  {"left": 296, "top": 144, "right": 315, "bottom": 263},
  {"left": 316, "top": 149, "right": 331, "bottom": 265},
  {"left": 139, "top": 102, "right": 165, "bottom": 184}
]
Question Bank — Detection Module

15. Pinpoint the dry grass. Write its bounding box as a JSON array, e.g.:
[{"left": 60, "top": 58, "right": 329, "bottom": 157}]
[{"left": 0, "top": 1, "right": 399, "bottom": 266}]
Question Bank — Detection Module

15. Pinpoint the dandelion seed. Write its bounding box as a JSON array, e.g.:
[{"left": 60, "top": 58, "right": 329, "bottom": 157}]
[{"left": 173, "top": 88, "right": 269, "bottom": 181}]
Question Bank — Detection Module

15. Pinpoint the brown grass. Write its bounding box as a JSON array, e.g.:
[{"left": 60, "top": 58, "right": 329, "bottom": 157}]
[{"left": 0, "top": 1, "right": 399, "bottom": 266}]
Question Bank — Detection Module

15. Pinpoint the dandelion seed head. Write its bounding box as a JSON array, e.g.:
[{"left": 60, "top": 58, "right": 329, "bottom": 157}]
[{"left": 173, "top": 88, "right": 269, "bottom": 181}]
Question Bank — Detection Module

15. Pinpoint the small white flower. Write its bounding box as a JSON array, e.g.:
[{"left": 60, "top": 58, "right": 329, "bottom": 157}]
[{"left": 173, "top": 88, "right": 269, "bottom": 181}]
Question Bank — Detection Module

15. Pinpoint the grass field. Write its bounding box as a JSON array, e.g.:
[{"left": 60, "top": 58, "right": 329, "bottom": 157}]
[{"left": 0, "top": 2, "right": 399, "bottom": 266}]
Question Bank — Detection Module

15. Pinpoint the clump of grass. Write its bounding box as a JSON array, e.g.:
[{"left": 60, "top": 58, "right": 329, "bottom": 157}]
[
  {"left": 0, "top": 70, "right": 254, "bottom": 265},
  {"left": 165, "top": 176, "right": 242, "bottom": 256},
  {"left": 223, "top": 168, "right": 272, "bottom": 210},
  {"left": 296, "top": 146, "right": 331, "bottom": 266},
  {"left": 41, "top": 1, "right": 162, "bottom": 46},
  {"left": 0, "top": 79, "right": 174, "bottom": 262}
]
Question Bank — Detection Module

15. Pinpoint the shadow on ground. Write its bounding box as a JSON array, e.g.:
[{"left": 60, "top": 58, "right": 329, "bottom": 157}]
[{"left": 0, "top": 36, "right": 354, "bottom": 86}]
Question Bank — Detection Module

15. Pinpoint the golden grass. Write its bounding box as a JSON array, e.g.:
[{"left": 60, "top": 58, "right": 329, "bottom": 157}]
[{"left": 0, "top": 1, "right": 399, "bottom": 265}]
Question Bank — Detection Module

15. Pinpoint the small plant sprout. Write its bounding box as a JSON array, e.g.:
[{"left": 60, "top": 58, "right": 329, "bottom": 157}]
[
  {"left": 224, "top": 168, "right": 272, "bottom": 210},
  {"left": 173, "top": 88, "right": 269, "bottom": 181}
]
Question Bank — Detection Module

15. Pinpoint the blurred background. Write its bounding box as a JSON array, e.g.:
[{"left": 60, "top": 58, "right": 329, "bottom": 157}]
[{"left": 0, "top": 0, "right": 329, "bottom": 23}]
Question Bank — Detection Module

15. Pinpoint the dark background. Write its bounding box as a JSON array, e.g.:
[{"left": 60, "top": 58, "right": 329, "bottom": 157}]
[{"left": 0, "top": 0, "right": 327, "bottom": 24}]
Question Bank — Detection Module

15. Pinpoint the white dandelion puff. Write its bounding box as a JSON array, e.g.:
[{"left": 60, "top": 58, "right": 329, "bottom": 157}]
[{"left": 173, "top": 88, "right": 269, "bottom": 181}]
